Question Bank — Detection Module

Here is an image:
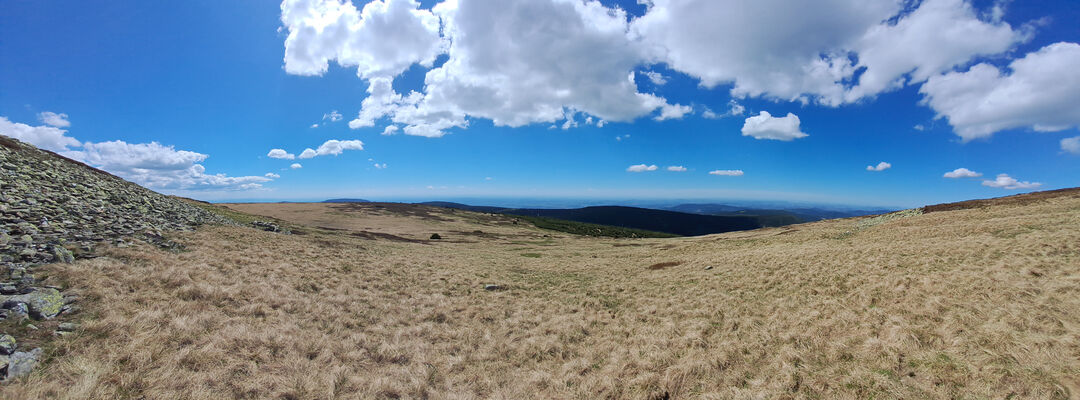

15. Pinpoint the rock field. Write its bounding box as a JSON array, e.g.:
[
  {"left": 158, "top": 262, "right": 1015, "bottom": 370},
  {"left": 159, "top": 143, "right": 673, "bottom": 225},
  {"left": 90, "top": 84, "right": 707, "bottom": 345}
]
[{"left": 0, "top": 134, "right": 230, "bottom": 381}]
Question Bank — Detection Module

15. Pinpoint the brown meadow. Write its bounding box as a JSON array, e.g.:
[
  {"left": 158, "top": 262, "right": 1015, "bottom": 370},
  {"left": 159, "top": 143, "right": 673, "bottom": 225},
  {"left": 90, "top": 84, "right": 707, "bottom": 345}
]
[{"left": 2, "top": 191, "right": 1079, "bottom": 399}]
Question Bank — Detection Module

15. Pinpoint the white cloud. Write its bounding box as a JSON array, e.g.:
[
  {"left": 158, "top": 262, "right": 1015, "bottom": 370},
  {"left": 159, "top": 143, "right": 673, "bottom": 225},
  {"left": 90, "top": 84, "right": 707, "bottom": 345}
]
[
  {"left": 310, "top": 123, "right": 319, "bottom": 128},
  {"left": 315, "top": 139, "right": 363, "bottom": 156},
  {"left": 703, "top": 100, "right": 745, "bottom": 119},
  {"left": 982, "top": 173, "right": 1041, "bottom": 189},
  {"left": 266, "top": 172, "right": 281, "bottom": 178},
  {"left": 290, "top": 163, "right": 303, "bottom": 169},
  {"left": 282, "top": 0, "right": 1034, "bottom": 139},
  {"left": 64, "top": 141, "right": 271, "bottom": 191},
  {"left": 655, "top": 103, "right": 693, "bottom": 121},
  {"left": 643, "top": 70, "right": 667, "bottom": 85},
  {"left": 615, "top": 134, "right": 630, "bottom": 141},
  {"left": 843, "top": 0, "right": 1025, "bottom": 102},
  {"left": 267, "top": 148, "right": 296, "bottom": 159},
  {"left": 38, "top": 111, "right": 71, "bottom": 128},
  {"left": 920, "top": 42, "right": 1080, "bottom": 141},
  {"left": 632, "top": 0, "right": 1024, "bottom": 106},
  {"left": 1062, "top": 136, "right": 1080, "bottom": 154},
  {"left": 374, "top": 162, "right": 388, "bottom": 169},
  {"left": 382, "top": 125, "right": 400, "bottom": 135},
  {"left": 709, "top": 169, "right": 744, "bottom": 176},
  {"left": 297, "top": 139, "right": 365, "bottom": 159},
  {"left": 866, "top": 161, "right": 891, "bottom": 172},
  {"left": 632, "top": 0, "right": 896, "bottom": 105},
  {"left": 943, "top": 167, "right": 982, "bottom": 178},
  {"left": 741, "top": 111, "right": 808, "bottom": 141},
  {"left": 666, "top": 165, "right": 687, "bottom": 172},
  {"left": 914, "top": 124, "right": 926, "bottom": 131},
  {"left": 728, "top": 101, "right": 745, "bottom": 117},
  {"left": 323, "top": 110, "right": 343, "bottom": 122},
  {"left": 285, "top": 0, "right": 687, "bottom": 137},
  {"left": 0, "top": 116, "right": 80, "bottom": 152},
  {"left": 281, "top": 0, "right": 445, "bottom": 79},
  {"left": 627, "top": 164, "right": 658, "bottom": 172}
]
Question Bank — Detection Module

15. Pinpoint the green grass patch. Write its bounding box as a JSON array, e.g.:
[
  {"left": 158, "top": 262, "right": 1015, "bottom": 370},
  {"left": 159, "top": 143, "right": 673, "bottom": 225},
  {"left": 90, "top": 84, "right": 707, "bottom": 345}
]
[{"left": 521, "top": 253, "right": 542, "bottom": 258}]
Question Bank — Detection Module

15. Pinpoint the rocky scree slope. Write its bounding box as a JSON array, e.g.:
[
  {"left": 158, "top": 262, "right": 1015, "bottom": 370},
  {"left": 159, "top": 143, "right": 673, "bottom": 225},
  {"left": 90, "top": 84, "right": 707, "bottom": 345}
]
[{"left": 0, "top": 134, "right": 230, "bottom": 381}]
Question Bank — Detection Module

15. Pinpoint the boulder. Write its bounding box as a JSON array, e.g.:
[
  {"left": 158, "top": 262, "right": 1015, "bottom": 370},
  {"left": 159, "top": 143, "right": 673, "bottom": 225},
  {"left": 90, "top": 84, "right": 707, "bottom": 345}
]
[
  {"left": 3, "top": 288, "right": 63, "bottom": 319},
  {"left": 0, "top": 334, "right": 15, "bottom": 355},
  {"left": 5, "top": 348, "right": 42, "bottom": 380}
]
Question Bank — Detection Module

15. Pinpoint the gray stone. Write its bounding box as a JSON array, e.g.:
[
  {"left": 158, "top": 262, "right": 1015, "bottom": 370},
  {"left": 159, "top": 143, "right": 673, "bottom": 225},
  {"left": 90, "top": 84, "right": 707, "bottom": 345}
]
[
  {"left": 483, "top": 284, "right": 504, "bottom": 291},
  {"left": 6, "top": 348, "right": 42, "bottom": 380},
  {"left": 57, "top": 322, "right": 78, "bottom": 332},
  {"left": 704, "top": 265, "right": 713, "bottom": 270},
  {"left": 0, "top": 334, "right": 15, "bottom": 355},
  {"left": 3, "top": 288, "right": 63, "bottom": 319}
]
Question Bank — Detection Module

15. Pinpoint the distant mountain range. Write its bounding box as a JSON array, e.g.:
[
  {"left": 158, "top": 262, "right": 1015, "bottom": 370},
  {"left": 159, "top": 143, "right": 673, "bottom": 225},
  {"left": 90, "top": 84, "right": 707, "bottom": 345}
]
[
  {"left": 322, "top": 198, "right": 371, "bottom": 203},
  {"left": 405, "top": 200, "right": 893, "bottom": 236},
  {"left": 320, "top": 198, "right": 893, "bottom": 236}
]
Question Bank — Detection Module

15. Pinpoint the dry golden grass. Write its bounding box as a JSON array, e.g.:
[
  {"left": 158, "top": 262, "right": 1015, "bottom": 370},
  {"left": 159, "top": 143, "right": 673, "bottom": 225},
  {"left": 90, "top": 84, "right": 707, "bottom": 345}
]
[{"left": 2, "top": 194, "right": 1079, "bottom": 399}]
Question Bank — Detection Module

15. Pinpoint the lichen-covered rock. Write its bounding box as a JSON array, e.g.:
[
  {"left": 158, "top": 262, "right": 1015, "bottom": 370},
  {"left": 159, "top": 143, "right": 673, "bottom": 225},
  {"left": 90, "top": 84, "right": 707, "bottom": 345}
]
[
  {"left": 0, "top": 334, "right": 15, "bottom": 354},
  {"left": 3, "top": 288, "right": 63, "bottom": 319},
  {"left": 5, "top": 348, "right": 41, "bottom": 380}
]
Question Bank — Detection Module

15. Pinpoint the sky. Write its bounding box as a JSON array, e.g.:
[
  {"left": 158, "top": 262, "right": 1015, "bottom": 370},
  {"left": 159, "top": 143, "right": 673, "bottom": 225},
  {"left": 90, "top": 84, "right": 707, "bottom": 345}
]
[{"left": 1, "top": 0, "right": 1079, "bottom": 208}]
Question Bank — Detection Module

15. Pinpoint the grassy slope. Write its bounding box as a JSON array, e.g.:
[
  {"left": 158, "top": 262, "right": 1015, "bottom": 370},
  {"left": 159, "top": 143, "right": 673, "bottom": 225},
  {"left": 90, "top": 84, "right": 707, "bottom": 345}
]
[
  {"left": 513, "top": 215, "right": 678, "bottom": 238},
  {"left": 2, "top": 192, "right": 1078, "bottom": 399}
]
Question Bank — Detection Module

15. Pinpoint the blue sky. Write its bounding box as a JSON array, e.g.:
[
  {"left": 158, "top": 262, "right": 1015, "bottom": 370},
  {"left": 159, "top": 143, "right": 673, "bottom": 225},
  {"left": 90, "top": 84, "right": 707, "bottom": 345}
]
[{"left": 2, "top": 0, "right": 1079, "bottom": 208}]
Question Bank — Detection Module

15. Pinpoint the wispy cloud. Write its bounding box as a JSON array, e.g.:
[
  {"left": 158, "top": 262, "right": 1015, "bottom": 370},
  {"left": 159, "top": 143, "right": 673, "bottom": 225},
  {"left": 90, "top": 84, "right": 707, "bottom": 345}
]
[
  {"left": 627, "top": 164, "right": 659, "bottom": 173},
  {"left": 709, "top": 169, "right": 744, "bottom": 176}
]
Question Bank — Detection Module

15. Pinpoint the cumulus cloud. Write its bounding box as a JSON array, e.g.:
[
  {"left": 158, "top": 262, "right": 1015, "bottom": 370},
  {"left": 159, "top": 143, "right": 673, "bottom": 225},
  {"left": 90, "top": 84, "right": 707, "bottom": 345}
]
[
  {"left": 65, "top": 141, "right": 271, "bottom": 191},
  {"left": 267, "top": 148, "right": 296, "bottom": 159},
  {"left": 290, "top": 163, "right": 303, "bottom": 169},
  {"left": 282, "top": 0, "right": 1033, "bottom": 139},
  {"left": 741, "top": 111, "right": 808, "bottom": 141},
  {"left": 382, "top": 125, "right": 400, "bottom": 135},
  {"left": 281, "top": 0, "right": 445, "bottom": 78},
  {"left": 297, "top": 139, "right": 364, "bottom": 159},
  {"left": 1062, "top": 136, "right": 1080, "bottom": 154},
  {"left": 709, "top": 169, "right": 744, "bottom": 176},
  {"left": 655, "top": 103, "right": 693, "bottom": 121},
  {"left": 38, "top": 111, "right": 71, "bottom": 128},
  {"left": 666, "top": 165, "right": 687, "bottom": 172},
  {"left": 921, "top": 42, "right": 1080, "bottom": 141},
  {"left": 943, "top": 167, "right": 982, "bottom": 178},
  {"left": 283, "top": 0, "right": 688, "bottom": 137},
  {"left": 374, "top": 162, "right": 388, "bottom": 169},
  {"left": 843, "top": 0, "right": 1025, "bottom": 102},
  {"left": 265, "top": 172, "right": 281, "bottom": 178},
  {"left": 866, "top": 161, "right": 891, "bottom": 172},
  {"left": 0, "top": 116, "right": 81, "bottom": 152},
  {"left": 982, "top": 173, "right": 1041, "bottom": 189},
  {"left": 632, "top": 0, "right": 1024, "bottom": 106},
  {"left": 627, "top": 164, "right": 658, "bottom": 172}
]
